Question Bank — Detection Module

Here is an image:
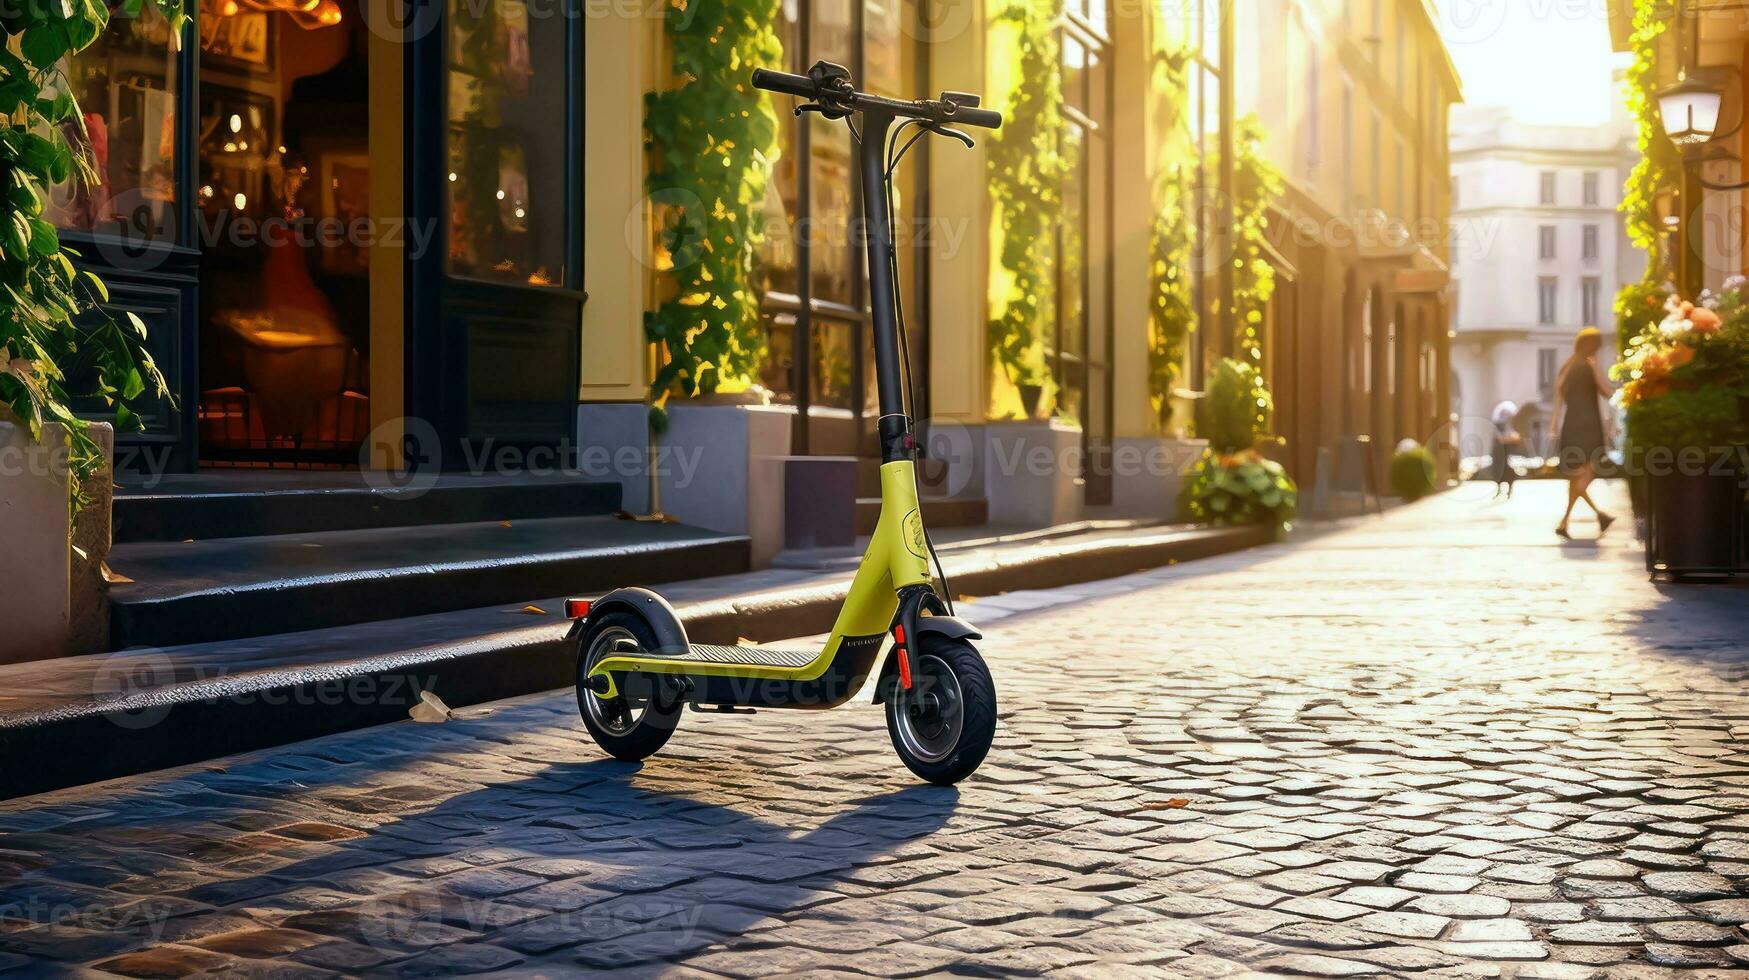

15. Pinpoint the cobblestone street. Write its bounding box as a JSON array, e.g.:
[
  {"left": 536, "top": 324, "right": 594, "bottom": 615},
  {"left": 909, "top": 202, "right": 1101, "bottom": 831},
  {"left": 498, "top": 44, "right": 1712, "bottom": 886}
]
[{"left": 4, "top": 480, "right": 1749, "bottom": 978}]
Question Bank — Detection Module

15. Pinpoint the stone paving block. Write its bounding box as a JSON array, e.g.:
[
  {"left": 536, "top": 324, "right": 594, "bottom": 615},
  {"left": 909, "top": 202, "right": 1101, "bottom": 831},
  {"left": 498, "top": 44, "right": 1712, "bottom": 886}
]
[
  {"left": 1405, "top": 894, "right": 1509, "bottom": 918},
  {"left": 1335, "top": 886, "right": 1417, "bottom": 910},
  {"left": 1352, "top": 911, "right": 1450, "bottom": 939},
  {"left": 93, "top": 944, "right": 236, "bottom": 977}
]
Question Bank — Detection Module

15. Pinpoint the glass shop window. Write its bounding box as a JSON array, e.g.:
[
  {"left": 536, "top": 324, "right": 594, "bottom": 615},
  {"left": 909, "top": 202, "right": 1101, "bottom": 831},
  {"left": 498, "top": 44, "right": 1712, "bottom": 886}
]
[
  {"left": 446, "top": 0, "right": 568, "bottom": 286},
  {"left": 196, "top": 1, "right": 372, "bottom": 462},
  {"left": 45, "top": 7, "right": 181, "bottom": 244}
]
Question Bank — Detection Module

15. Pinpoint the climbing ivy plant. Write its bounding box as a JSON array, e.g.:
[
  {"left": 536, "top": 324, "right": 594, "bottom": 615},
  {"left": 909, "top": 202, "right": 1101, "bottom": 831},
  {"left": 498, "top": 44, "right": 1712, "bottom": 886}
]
[
  {"left": 986, "top": 0, "right": 1066, "bottom": 398},
  {"left": 1616, "top": 0, "right": 1680, "bottom": 351},
  {"left": 642, "top": 0, "right": 782, "bottom": 433},
  {"left": 1147, "top": 45, "right": 1193, "bottom": 428},
  {"left": 1, "top": 0, "right": 182, "bottom": 520},
  {"left": 1227, "top": 114, "right": 1282, "bottom": 370}
]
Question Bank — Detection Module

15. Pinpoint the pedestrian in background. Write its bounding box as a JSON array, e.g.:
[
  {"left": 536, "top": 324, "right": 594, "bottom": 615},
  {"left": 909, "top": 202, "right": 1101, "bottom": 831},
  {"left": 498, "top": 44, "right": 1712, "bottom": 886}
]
[
  {"left": 1551, "top": 327, "right": 1617, "bottom": 539},
  {"left": 1489, "top": 400, "right": 1520, "bottom": 499}
]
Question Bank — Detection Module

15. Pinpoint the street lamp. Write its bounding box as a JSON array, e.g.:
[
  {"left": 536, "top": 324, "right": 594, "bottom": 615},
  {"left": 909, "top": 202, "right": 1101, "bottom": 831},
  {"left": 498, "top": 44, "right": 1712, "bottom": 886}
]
[
  {"left": 1656, "top": 69, "right": 1749, "bottom": 191},
  {"left": 1659, "top": 75, "right": 1724, "bottom": 146}
]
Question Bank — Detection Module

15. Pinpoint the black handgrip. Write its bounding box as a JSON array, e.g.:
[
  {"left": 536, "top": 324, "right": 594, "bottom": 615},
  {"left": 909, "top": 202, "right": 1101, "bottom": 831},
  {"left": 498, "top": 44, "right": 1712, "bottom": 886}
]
[
  {"left": 942, "top": 104, "right": 1001, "bottom": 130},
  {"left": 751, "top": 68, "right": 816, "bottom": 99}
]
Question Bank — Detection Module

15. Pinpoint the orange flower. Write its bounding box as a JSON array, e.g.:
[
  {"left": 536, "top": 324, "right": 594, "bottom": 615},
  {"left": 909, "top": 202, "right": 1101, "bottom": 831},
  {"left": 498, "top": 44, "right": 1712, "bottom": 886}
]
[
  {"left": 1641, "top": 350, "right": 1670, "bottom": 380},
  {"left": 1667, "top": 344, "right": 1696, "bottom": 369},
  {"left": 1689, "top": 306, "right": 1721, "bottom": 333}
]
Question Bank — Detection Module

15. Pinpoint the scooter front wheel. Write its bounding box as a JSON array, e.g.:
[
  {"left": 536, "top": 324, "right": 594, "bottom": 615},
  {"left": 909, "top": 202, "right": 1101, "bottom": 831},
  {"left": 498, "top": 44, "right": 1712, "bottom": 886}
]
[
  {"left": 885, "top": 636, "right": 996, "bottom": 785},
  {"left": 576, "top": 612, "right": 682, "bottom": 761}
]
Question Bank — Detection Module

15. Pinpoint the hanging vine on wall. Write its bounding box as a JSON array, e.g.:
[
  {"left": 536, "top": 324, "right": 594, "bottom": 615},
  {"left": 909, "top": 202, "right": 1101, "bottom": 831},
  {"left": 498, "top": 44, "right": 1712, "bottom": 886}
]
[
  {"left": 1227, "top": 114, "right": 1282, "bottom": 369},
  {"left": 1, "top": 0, "right": 183, "bottom": 522},
  {"left": 1616, "top": 0, "right": 1680, "bottom": 352},
  {"left": 1147, "top": 45, "right": 1193, "bottom": 428},
  {"left": 986, "top": 0, "right": 1067, "bottom": 398},
  {"left": 642, "top": 0, "right": 782, "bottom": 433}
]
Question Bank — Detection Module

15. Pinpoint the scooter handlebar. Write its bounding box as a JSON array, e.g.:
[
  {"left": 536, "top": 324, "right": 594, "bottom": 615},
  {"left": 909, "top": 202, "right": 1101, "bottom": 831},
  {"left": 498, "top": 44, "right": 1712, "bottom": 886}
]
[
  {"left": 751, "top": 65, "right": 1002, "bottom": 130},
  {"left": 750, "top": 68, "right": 817, "bottom": 99}
]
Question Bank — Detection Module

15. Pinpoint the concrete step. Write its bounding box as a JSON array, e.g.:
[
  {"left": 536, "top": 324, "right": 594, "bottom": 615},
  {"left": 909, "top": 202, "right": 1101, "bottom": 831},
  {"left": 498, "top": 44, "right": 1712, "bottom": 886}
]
[
  {"left": 107, "top": 516, "right": 749, "bottom": 649},
  {"left": 854, "top": 495, "right": 988, "bottom": 536},
  {"left": 114, "top": 471, "right": 623, "bottom": 543},
  {"left": 0, "top": 521, "right": 1269, "bottom": 801}
]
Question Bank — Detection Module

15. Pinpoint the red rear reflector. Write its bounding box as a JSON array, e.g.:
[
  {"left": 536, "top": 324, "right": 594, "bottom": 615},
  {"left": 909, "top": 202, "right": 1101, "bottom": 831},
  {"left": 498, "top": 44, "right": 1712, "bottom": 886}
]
[
  {"left": 893, "top": 625, "right": 905, "bottom": 644},
  {"left": 897, "top": 647, "right": 913, "bottom": 690},
  {"left": 565, "top": 599, "right": 591, "bottom": 619}
]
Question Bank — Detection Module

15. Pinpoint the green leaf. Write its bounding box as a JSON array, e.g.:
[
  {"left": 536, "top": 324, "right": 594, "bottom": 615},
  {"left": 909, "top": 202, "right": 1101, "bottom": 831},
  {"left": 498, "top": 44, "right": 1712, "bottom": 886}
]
[
  {"left": 19, "top": 23, "right": 70, "bottom": 70},
  {"left": 118, "top": 364, "right": 144, "bottom": 401},
  {"left": 80, "top": 269, "right": 107, "bottom": 302},
  {"left": 28, "top": 218, "right": 57, "bottom": 256},
  {"left": 6, "top": 211, "right": 31, "bottom": 260},
  {"left": 0, "top": 76, "right": 36, "bottom": 115}
]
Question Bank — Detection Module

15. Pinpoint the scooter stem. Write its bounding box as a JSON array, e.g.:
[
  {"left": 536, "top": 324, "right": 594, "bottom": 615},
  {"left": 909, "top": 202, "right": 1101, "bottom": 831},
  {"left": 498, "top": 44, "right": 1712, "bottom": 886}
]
[{"left": 856, "top": 109, "right": 910, "bottom": 464}]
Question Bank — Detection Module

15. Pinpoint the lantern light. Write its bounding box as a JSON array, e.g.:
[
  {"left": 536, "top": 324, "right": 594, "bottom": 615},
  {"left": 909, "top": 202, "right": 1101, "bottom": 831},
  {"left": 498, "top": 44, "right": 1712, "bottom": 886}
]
[{"left": 1659, "top": 75, "right": 1724, "bottom": 146}]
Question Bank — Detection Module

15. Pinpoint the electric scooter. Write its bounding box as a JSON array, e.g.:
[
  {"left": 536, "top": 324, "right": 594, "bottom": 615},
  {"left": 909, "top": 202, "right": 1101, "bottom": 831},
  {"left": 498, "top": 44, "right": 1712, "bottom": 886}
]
[{"left": 565, "top": 61, "right": 1003, "bottom": 785}]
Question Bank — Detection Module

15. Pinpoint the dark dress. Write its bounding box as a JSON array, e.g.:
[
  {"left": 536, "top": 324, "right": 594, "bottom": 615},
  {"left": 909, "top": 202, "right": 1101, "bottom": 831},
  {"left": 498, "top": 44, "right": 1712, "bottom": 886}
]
[
  {"left": 1490, "top": 422, "right": 1517, "bottom": 485},
  {"left": 1557, "top": 361, "right": 1607, "bottom": 473}
]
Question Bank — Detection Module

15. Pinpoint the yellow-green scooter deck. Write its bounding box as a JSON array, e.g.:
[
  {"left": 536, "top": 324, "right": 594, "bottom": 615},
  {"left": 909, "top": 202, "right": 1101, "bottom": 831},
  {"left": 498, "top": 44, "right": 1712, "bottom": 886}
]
[{"left": 584, "top": 460, "right": 934, "bottom": 706}]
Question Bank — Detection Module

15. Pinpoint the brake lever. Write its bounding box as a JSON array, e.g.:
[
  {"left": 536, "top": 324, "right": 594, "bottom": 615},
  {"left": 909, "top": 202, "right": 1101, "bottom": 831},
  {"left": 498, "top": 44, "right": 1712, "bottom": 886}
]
[
  {"left": 929, "top": 125, "right": 975, "bottom": 149},
  {"left": 795, "top": 103, "right": 852, "bottom": 121}
]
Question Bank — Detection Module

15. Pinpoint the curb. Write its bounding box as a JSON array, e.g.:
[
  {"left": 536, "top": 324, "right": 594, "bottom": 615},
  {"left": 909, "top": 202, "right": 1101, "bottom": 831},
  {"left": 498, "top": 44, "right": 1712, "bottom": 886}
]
[{"left": 0, "top": 523, "right": 1269, "bottom": 801}]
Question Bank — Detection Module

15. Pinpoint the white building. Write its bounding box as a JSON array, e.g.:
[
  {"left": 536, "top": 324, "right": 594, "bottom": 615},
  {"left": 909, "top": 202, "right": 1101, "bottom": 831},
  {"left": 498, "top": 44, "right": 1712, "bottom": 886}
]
[{"left": 1447, "top": 94, "right": 1644, "bottom": 460}]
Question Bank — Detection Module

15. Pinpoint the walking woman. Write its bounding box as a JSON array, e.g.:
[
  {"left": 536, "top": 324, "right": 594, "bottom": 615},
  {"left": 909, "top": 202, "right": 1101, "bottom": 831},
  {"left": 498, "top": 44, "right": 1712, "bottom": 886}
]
[{"left": 1550, "top": 327, "right": 1616, "bottom": 539}]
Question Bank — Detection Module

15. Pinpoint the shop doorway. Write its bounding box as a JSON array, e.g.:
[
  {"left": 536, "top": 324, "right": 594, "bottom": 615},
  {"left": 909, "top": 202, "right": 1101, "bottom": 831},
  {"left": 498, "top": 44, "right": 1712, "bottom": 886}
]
[{"left": 194, "top": 2, "right": 372, "bottom": 466}]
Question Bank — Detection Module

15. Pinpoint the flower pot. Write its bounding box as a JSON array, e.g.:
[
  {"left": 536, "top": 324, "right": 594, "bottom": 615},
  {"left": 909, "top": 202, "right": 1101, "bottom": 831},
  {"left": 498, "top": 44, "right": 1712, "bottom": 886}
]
[
  {"left": 0, "top": 421, "right": 72, "bottom": 664},
  {"left": 1017, "top": 383, "right": 1044, "bottom": 421},
  {"left": 1646, "top": 468, "right": 1745, "bottom": 580}
]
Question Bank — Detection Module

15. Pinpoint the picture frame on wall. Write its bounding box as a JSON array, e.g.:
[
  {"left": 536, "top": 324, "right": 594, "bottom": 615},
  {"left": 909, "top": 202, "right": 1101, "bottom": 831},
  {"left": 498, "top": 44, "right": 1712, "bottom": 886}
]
[{"left": 199, "top": 11, "right": 273, "bottom": 72}]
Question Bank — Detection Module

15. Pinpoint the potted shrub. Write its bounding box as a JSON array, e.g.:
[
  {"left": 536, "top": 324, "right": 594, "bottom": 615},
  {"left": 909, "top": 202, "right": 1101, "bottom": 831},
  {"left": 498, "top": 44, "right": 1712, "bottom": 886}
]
[
  {"left": 1390, "top": 440, "right": 1437, "bottom": 502},
  {"left": 1178, "top": 358, "right": 1297, "bottom": 537},
  {"left": 1613, "top": 284, "right": 1749, "bottom": 578}
]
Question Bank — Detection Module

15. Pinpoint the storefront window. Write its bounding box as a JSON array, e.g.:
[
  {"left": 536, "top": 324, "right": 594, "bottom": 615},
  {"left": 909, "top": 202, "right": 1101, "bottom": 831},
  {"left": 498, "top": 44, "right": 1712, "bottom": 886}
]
[
  {"left": 46, "top": 8, "right": 179, "bottom": 243},
  {"left": 196, "top": 5, "right": 372, "bottom": 462},
  {"left": 446, "top": 0, "right": 567, "bottom": 286}
]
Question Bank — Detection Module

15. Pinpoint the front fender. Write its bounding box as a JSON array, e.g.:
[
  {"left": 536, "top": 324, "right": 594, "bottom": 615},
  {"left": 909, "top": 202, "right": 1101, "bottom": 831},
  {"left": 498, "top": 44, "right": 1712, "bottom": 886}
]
[{"left": 871, "top": 613, "right": 981, "bottom": 703}]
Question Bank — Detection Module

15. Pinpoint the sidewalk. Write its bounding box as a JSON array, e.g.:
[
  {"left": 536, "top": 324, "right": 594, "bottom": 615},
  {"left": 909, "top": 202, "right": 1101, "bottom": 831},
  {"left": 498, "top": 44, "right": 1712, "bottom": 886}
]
[
  {"left": 5, "top": 479, "right": 1749, "bottom": 977},
  {"left": 0, "top": 516, "right": 1267, "bottom": 799}
]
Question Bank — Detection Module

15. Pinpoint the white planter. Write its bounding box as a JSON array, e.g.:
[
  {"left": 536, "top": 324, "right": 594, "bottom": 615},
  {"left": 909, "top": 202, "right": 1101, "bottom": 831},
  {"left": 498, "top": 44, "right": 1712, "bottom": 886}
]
[
  {"left": 69, "top": 422, "right": 114, "bottom": 656},
  {"left": 1107, "top": 436, "right": 1207, "bottom": 521},
  {"left": 661, "top": 404, "right": 792, "bottom": 566},
  {"left": 578, "top": 402, "right": 794, "bottom": 567},
  {"left": 983, "top": 419, "right": 1083, "bottom": 528},
  {"left": 0, "top": 421, "right": 72, "bottom": 665}
]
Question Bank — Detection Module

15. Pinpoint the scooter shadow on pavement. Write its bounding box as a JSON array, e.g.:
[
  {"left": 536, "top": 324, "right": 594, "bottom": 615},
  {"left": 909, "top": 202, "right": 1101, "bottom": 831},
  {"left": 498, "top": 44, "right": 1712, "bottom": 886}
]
[{"left": 209, "top": 759, "right": 965, "bottom": 969}]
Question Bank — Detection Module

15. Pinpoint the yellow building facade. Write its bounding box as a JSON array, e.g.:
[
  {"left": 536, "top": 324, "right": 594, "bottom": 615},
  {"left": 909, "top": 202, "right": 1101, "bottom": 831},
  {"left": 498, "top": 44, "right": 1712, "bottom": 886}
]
[
  {"left": 578, "top": 0, "right": 1461, "bottom": 528},
  {"left": 59, "top": 0, "right": 1459, "bottom": 536}
]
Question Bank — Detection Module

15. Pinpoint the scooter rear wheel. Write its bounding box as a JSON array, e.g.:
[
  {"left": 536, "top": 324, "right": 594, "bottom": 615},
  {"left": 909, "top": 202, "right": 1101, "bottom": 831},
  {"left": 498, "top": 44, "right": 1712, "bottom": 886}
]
[
  {"left": 885, "top": 636, "right": 996, "bottom": 785},
  {"left": 576, "top": 612, "right": 682, "bottom": 761}
]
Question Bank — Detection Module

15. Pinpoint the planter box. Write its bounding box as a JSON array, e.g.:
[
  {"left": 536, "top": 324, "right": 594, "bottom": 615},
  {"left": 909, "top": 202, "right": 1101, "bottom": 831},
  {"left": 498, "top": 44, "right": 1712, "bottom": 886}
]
[
  {"left": 0, "top": 422, "right": 71, "bottom": 665},
  {"left": 1106, "top": 437, "right": 1207, "bottom": 520},
  {"left": 68, "top": 423, "right": 113, "bottom": 655},
  {"left": 983, "top": 419, "right": 1082, "bottom": 528},
  {"left": 1646, "top": 470, "right": 1745, "bottom": 580},
  {"left": 578, "top": 401, "right": 793, "bottom": 567}
]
